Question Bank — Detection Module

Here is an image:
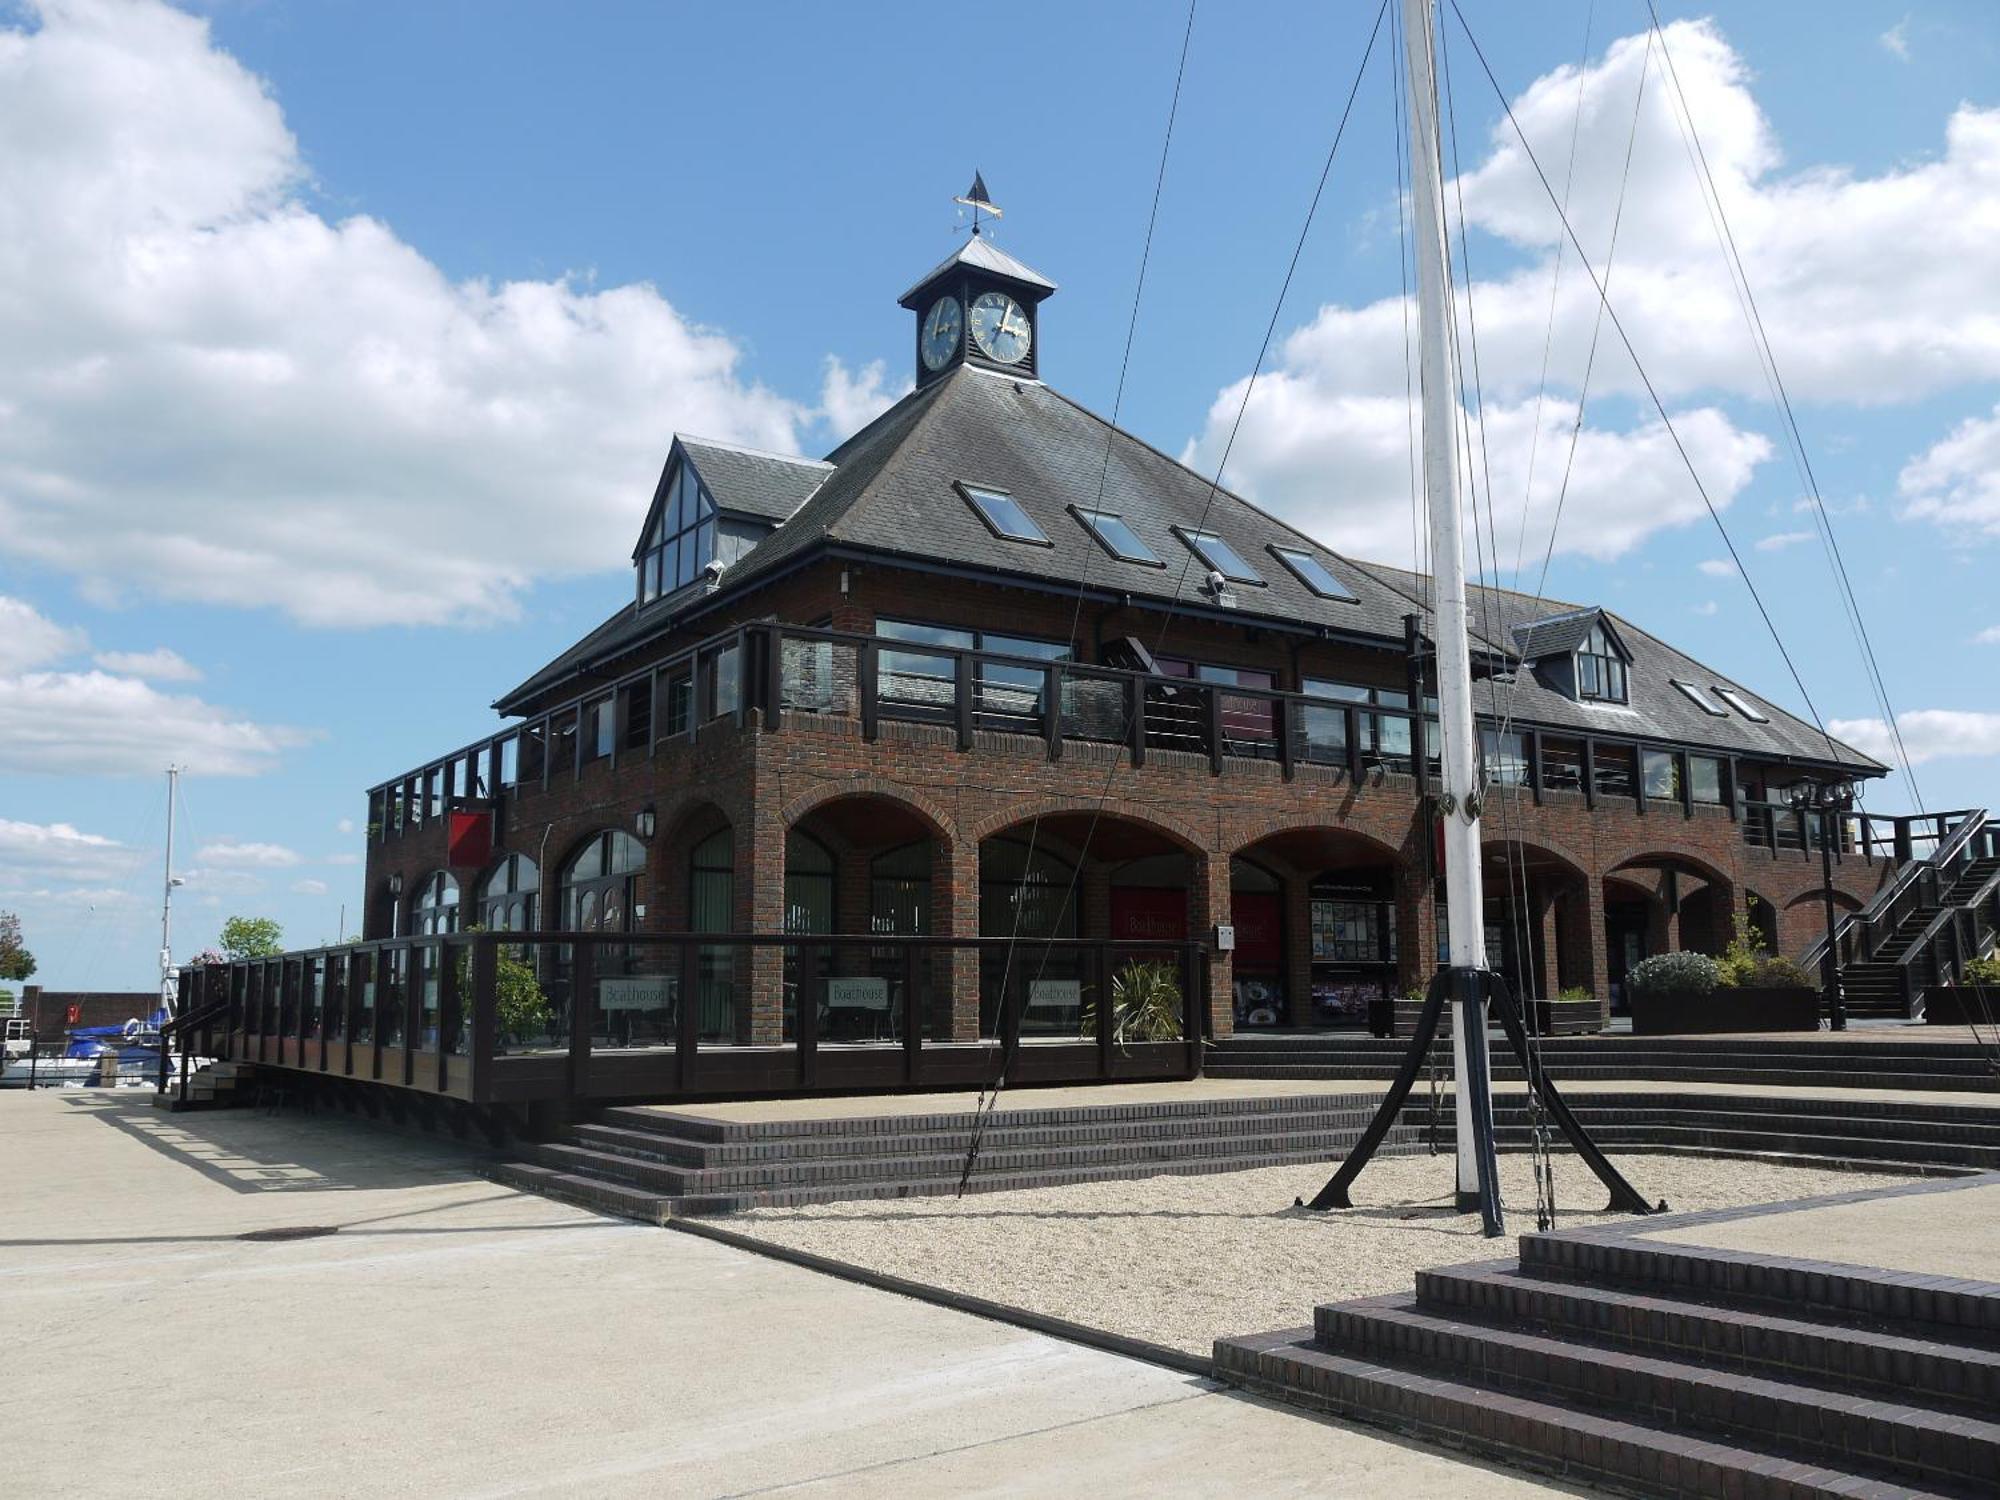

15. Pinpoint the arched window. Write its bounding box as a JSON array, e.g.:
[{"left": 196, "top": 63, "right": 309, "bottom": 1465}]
[
  {"left": 410, "top": 871, "right": 460, "bottom": 936},
  {"left": 979, "top": 838, "right": 1077, "bottom": 938},
  {"left": 561, "top": 831, "right": 645, "bottom": 933},
  {"left": 476, "top": 854, "right": 539, "bottom": 932},
  {"left": 688, "top": 829, "right": 734, "bottom": 934},
  {"left": 784, "top": 830, "right": 834, "bottom": 936},
  {"left": 870, "top": 841, "right": 933, "bottom": 935}
]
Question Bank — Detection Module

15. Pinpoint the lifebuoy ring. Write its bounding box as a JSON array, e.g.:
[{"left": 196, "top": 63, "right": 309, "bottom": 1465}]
[{"left": 122, "top": 1017, "right": 143, "bottom": 1040}]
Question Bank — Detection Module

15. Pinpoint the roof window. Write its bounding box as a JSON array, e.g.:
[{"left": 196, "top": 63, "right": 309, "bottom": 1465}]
[
  {"left": 1071, "top": 506, "right": 1160, "bottom": 565},
  {"left": 1670, "top": 680, "right": 1728, "bottom": 716},
  {"left": 1269, "top": 545, "right": 1356, "bottom": 601},
  {"left": 1173, "top": 527, "right": 1262, "bottom": 584},
  {"left": 958, "top": 483, "right": 1049, "bottom": 545},
  {"left": 1713, "top": 686, "right": 1769, "bottom": 723}
]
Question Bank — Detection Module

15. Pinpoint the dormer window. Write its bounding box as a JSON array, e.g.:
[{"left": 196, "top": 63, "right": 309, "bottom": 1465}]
[
  {"left": 639, "top": 460, "right": 717, "bottom": 605},
  {"left": 1575, "top": 622, "right": 1627, "bottom": 703}
]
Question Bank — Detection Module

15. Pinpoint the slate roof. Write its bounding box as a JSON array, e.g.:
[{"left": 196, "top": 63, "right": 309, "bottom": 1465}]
[
  {"left": 677, "top": 436, "right": 831, "bottom": 522},
  {"left": 896, "top": 236, "right": 1058, "bottom": 305},
  {"left": 493, "top": 363, "right": 1885, "bottom": 775},
  {"left": 1340, "top": 558, "right": 1885, "bottom": 772}
]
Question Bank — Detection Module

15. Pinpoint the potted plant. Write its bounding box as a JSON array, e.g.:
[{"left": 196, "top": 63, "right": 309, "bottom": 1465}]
[
  {"left": 1924, "top": 955, "right": 2000, "bottom": 1025},
  {"left": 1711, "top": 906, "right": 1821, "bottom": 1030},
  {"left": 1080, "top": 960, "right": 1184, "bottom": 1047},
  {"left": 1529, "top": 985, "right": 1602, "bottom": 1036}
]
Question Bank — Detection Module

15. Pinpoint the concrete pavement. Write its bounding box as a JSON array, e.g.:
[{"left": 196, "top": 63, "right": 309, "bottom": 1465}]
[{"left": 0, "top": 1091, "right": 1572, "bottom": 1498}]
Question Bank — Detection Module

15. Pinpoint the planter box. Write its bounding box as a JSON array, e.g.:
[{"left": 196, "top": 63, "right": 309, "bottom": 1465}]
[
  {"left": 1924, "top": 986, "right": 2000, "bottom": 1025},
  {"left": 1630, "top": 986, "right": 1819, "bottom": 1035},
  {"left": 1386, "top": 996, "right": 1603, "bottom": 1038}
]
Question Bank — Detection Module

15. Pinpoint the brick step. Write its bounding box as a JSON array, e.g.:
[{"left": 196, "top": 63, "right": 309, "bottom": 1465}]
[
  {"left": 1414, "top": 1260, "right": 2000, "bottom": 1414},
  {"left": 1485, "top": 1106, "right": 2000, "bottom": 1148},
  {"left": 533, "top": 1119, "right": 1427, "bottom": 1196},
  {"left": 1210, "top": 1043, "right": 1991, "bottom": 1069},
  {"left": 1485, "top": 1122, "right": 2000, "bottom": 1170},
  {"left": 1311, "top": 1294, "right": 2000, "bottom": 1493},
  {"left": 1213, "top": 1329, "right": 1960, "bottom": 1500},
  {"left": 1204, "top": 1063, "right": 1988, "bottom": 1091},
  {"left": 1518, "top": 1232, "right": 2000, "bottom": 1344},
  {"left": 573, "top": 1101, "right": 1414, "bottom": 1169},
  {"left": 596, "top": 1089, "right": 1395, "bottom": 1145},
  {"left": 489, "top": 1160, "right": 672, "bottom": 1225}
]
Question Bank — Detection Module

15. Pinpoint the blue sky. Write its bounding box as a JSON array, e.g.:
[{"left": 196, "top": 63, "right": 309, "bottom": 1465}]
[{"left": 4, "top": 0, "right": 1999, "bottom": 992}]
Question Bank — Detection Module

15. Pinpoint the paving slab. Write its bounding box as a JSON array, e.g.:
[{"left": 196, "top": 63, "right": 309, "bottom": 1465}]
[
  {"left": 1646, "top": 1178, "right": 2000, "bottom": 1283},
  {"left": 0, "top": 1091, "right": 1573, "bottom": 1498}
]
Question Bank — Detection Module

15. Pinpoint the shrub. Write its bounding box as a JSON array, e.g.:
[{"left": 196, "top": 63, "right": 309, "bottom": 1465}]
[
  {"left": 1556, "top": 986, "right": 1592, "bottom": 1004},
  {"left": 1627, "top": 950, "right": 1718, "bottom": 998},
  {"left": 1746, "top": 954, "right": 1813, "bottom": 989},
  {"left": 1961, "top": 955, "right": 2000, "bottom": 987},
  {"left": 1081, "top": 960, "right": 1184, "bottom": 1045}
]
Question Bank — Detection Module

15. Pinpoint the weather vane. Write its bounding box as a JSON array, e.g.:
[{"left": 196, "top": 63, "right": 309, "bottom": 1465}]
[{"left": 954, "top": 171, "right": 1002, "bottom": 238}]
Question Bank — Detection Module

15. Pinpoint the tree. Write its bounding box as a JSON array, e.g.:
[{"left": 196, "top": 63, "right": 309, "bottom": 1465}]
[
  {"left": 219, "top": 915, "right": 284, "bottom": 961},
  {"left": 0, "top": 911, "right": 35, "bottom": 983}
]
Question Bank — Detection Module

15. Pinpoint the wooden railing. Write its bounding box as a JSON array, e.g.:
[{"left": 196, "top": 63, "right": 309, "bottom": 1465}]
[
  {"left": 367, "top": 622, "right": 1830, "bottom": 844},
  {"left": 171, "top": 931, "right": 1210, "bottom": 1108}
]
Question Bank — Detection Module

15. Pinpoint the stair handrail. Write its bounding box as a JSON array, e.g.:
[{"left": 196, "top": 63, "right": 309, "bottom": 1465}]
[
  {"left": 155, "top": 994, "right": 232, "bottom": 1099},
  {"left": 1891, "top": 860, "right": 2000, "bottom": 1017},
  {"left": 1803, "top": 808, "right": 1987, "bottom": 970}
]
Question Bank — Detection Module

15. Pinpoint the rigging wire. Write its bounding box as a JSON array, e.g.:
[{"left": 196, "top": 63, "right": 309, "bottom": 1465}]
[
  {"left": 1640, "top": 0, "right": 1923, "bottom": 816},
  {"left": 956, "top": 0, "right": 1393, "bottom": 1196},
  {"left": 957, "top": 0, "right": 1200, "bottom": 1194},
  {"left": 1442, "top": 0, "right": 1843, "bottom": 776}
]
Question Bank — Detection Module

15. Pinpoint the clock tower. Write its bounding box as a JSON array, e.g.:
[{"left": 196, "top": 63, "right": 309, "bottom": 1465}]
[{"left": 897, "top": 175, "right": 1057, "bottom": 388}]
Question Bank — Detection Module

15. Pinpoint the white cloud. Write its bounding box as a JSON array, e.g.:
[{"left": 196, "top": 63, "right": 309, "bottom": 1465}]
[
  {"left": 1898, "top": 403, "right": 2000, "bottom": 539},
  {"left": 1977, "top": 626, "right": 2000, "bottom": 645},
  {"left": 1689, "top": 601, "right": 1719, "bottom": 617},
  {"left": 334, "top": 817, "right": 355, "bottom": 835},
  {"left": 92, "top": 647, "right": 202, "bottom": 682},
  {"left": 0, "top": 1, "right": 876, "bottom": 628},
  {"left": 1696, "top": 558, "right": 1736, "bottom": 577},
  {"left": 1827, "top": 710, "right": 2000, "bottom": 765},
  {"left": 196, "top": 840, "right": 302, "bottom": 869},
  {"left": 0, "top": 667, "right": 311, "bottom": 776},
  {"left": 290, "top": 878, "right": 328, "bottom": 896},
  {"left": 0, "top": 596, "right": 87, "bottom": 672},
  {"left": 1188, "top": 20, "right": 2000, "bottom": 566},
  {"left": 0, "top": 817, "right": 135, "bottom": 884},
  {"left": 818, "top": 357, "right": 908, "bottom": 441},
  {"left": 1755, "top": 530, "right": 1814, "bottom": 551},
  {"left": 323, "top": 852, "right": 360, "bottom": 867},
  {"left": 1881, "top": 18, "right": 1911, "bottom": 62}
]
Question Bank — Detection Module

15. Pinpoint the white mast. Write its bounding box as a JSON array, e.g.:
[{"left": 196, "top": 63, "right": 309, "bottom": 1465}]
[
  {"left": 160, "top": 764, "right": 181, "bottom": 1019},
  {"left": 1399, "top": 0, "right": 1497, "bottom": 1213}
]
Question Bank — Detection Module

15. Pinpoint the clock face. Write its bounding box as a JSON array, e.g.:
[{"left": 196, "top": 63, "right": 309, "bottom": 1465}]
[
  {"left": 969, "top": 290, "right": 1031, "bottom": 364},
  {"left": 920, "top": 295, "right": 962, "bottom": 371}
]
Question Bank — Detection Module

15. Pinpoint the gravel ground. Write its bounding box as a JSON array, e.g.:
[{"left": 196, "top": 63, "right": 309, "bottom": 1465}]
[{"left": 727, "top": 1154, "right": 1920, "bottom": 1357}]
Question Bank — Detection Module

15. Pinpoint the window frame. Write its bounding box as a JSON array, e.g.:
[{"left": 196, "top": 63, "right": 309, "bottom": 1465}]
[
  {"left": 1069, "top": 505, "right": 1162, "bottom": 566},
  {"left": 1670, "top": 679, "right": 1728, "bottom": 716},
  {"left": 1712, "top": 686, "right": 1770, "bottom": 723},
  {"left": 1574, "top": 622, "right": 1628, "bottom": 704},
  {"left": 1268, "top": 545, "right": 1356, "bottom": 601},
  {"left": 1171, "top": 526, "right": 1264, "bottom": 584},
  {"left": 637, "top": 459, "right": 719, "bottom": 606},
  {"left": 956, "top": 481, "right": 1051, "bottom": 546}
]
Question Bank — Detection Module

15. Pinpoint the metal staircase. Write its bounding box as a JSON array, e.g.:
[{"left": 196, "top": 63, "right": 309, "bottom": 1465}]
[{"left": 1810, "top": 811, "right": 2000, "bottom": 1020}]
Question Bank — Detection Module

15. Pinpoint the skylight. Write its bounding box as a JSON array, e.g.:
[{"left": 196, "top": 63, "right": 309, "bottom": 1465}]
[
  {"left": 1174, "top": 527, "right": 1262, "bottom": 584},
  {"left": 958, "top": 483, "right": 1048, "bottom": 545},
  {"left": 1670, "top": 680, "right": 1728, "bottom": 716},
  {"left": 1713, "top": 686, "right": 1769, "bottom": 723},
  {"left": 1270, "top": 545, "right": 1356, "bottom": 601},
  {"left": 1072, "top": 506, "right": 1160, "bottom": 564}
]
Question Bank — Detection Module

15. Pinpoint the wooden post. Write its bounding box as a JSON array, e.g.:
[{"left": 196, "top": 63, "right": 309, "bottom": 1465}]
[
  {"left": 1127, "top": 675, "right": 1146, "bottom": 768},
  {"left": 764, "top": 624, "right": 785, "bottom": 730},
  {"left": 569, "top": 940, "right": 595, "bottom": 1101},
  {"left": 469, "top": 937, "right": 496, "bottom": 1105},
  {"left": 859, "top": 642, "right": 879, "bottom": 742},
  {"left": 437, "top": 937, "right": 459, "bottom": 1095},
  {"left": 1344, "top": 705, "right": 1361, "bottom": 780},
  {"left": 1679, "top": 752, "right": 1693, "bottom": 818},
  {"left": 954, "top": 651, "right": 974, "bottom": 750},
  {"left": 1528, "top": 730, "right": 1543, "bottom": 806},
  {"left": 902, "top": 941, "right": 921, "bottom": 1084},
  {"left": 1043, "top": 662, "right": 1063, "bottom": 761},
  {"left": 1205, "top": 685, "right": 1224, "bottom": 775},
  {"left": 798, "top": 941, "right": 819, "bottom": 1090},
  {"left": 1275, "top": 696, "right": 1294, "bottom": 781},
  {"left": 1581, "top": 739, "right": 1596, "bottom": 810},
  {"left": 677, "top": 939, "right": 698, "bottom": 1094}
]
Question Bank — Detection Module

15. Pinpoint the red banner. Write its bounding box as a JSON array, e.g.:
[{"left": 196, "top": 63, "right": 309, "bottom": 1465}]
[
  {"left": 1229, "top": 890, "right": 1283, "bottom": 968},
  {"left": 448, "top": 810, "right": 493, "bottom": 870},
  {"left": 1109, "top": 887, "right": 1188, "bottom": 942}
]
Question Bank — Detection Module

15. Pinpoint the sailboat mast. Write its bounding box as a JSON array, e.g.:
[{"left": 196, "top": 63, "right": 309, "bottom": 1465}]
[
  {"left": 160, "top": 764, "right": 179, "bottom": 1018},
  {"left": 1399, "top": 0, "right": 1496, "bottom": 1209}
]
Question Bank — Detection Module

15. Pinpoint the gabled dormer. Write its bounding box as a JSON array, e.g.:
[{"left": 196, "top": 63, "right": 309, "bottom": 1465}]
[
  {"left": 1512, "top": 607, "right": 1631, "bottom": 705},
  {"left": 633, "top": 436, "right": 834, "bottom": 610}
]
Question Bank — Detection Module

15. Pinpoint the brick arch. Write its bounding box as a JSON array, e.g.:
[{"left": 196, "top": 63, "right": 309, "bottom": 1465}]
[
  {"left": 1604, "top": 843, "right": 1733, "bottom": 890},
  {"left": 1225, "top": 817, "right": 1401, "bottom": 864},
  {"left": 780, "top": 780, "right": 954, "bottom": 841},
  {"left": 1785, "top": 887, "right": 1863, "bottom": 913},
  {"left": 1481, "top": 831, "right": 1591, "bottom": 882},
  {"left": 964, "top": 797, "right": 1207, "bottom": 854}
]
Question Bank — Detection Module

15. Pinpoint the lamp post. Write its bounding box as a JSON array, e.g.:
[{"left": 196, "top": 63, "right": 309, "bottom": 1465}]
[{"left": 1789, "top": 780, "right": 1857, "bottom": 1031}]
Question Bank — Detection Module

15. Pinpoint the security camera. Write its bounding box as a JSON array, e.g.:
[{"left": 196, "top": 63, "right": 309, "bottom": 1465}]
[
  {"left": 703, "top": 558, "right": 726, "bottom": 581},
  {"left": 1205, "top": 568, "right": 1227, "bottom": 595}
]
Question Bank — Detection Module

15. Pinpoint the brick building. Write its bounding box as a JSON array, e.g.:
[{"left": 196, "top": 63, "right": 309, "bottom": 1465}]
[{"left": 360, "top": 226, "right": 1889, "bottom": 1044}]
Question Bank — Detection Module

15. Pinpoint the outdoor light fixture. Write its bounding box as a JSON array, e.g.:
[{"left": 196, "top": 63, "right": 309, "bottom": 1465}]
[
  {"left": 1787, "top": 780, "right": 1858, "bottom": 1030},
  {"left": 388, "top": 872, "right": 403, "bottom": 898},
  {"left": 636, "top": 805, "right": 657, "bottom": 842}
]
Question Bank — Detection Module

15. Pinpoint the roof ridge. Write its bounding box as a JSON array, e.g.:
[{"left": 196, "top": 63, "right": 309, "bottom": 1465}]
[{"left": 677, "top": 434, "right": 833, "bottom": 469}]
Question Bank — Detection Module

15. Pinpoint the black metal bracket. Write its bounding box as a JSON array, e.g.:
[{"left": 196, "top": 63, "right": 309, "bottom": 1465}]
[{"left": 1299, "top": 967, "right": 1660, "bottom": 1224}]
